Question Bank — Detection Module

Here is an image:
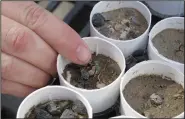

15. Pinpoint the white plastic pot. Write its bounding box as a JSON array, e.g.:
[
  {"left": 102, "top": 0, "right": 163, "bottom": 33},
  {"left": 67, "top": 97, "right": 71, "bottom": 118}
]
[
  {"left": 148, "top": 17, "right": 184, "bottom": 74},
  {"left": 145, "top": 1, "right": 184, "bottom": 18},
  {"left": 90, "top": 1, "right": 152, "bottom": 57},
  {"left": 120, "top": 60, "right": 184, "bottom": 118},
  {"left": 57, "top": 37, "right": 126, "bottom": 113},
  {"left": 16, "top": 86, "right": 93, "bottom": 118}
]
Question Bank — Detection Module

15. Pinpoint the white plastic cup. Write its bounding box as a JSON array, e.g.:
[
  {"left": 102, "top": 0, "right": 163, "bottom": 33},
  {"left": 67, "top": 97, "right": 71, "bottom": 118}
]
[
  {"left": 90, "top": 1, "right": 152, "bottom": 57},
  {"left": 16, "top": 86, "right": 93, "bottom": 118},
  {"left": 147, "top": 17, "right": 184, "bottom": 74},
  {"left": 57, "top": 37, "right": 126, "bottom": 113},
  {"left": 145, "top": 1, "right": 184, "bottom": 18},
  {"left": 120, "top": 60, "right": 184, "bottom": 118}
]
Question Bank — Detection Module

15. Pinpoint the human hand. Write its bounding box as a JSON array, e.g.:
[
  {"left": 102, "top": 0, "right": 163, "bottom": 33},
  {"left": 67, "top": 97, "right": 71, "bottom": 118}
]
[{"left": 1, "top": 1, "right": 91, "bottom": 97}]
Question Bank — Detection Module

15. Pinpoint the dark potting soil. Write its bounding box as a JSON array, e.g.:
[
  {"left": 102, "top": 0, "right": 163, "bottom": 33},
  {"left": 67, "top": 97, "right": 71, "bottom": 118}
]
[
  {"left": 25, "top": 100, "right": 88, "bottom": 119},
  {"left": 123, "top": 74, "right": 184, "bottom": 118},
  {"left": 62, "top": 53, "right": 121, "bottom": 89},
  {"left": 152, "top": 29, "right": 184, "bottom": 63},
  {"left": 92, "top": 8, "right": 148, "bottom": 40}
]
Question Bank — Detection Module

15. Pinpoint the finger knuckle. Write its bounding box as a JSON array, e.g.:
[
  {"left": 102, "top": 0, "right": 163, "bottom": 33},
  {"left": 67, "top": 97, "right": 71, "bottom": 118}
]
[
  {"left": 6, "top": 27, "right": 28, "bottom": 52},
  {"left": 1, "top": 54, "right": 14, "bottom": 77},
  {"left": 23, "top": 3, "right": 47, "bottom": 30}
]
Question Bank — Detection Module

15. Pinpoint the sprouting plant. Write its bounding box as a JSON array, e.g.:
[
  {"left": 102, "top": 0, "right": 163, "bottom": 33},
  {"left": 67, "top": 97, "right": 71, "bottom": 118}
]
[{"left": 94, "top": 61, "right": 100, "bottom": 74}]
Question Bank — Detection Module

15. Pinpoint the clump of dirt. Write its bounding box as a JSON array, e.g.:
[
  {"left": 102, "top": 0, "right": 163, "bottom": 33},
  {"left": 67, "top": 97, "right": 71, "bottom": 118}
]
[
  {"left": 152, "top": 29, "right": 184, "bottom": 63},
  {"left": 123, "top": 74, "right": 184, "bottom": 118},
  {"left": 25, "top": 100, "right": 88, "bottom": 119},
  {"left": 62, "top": 53, "right": 121, "bottom": 89},
  {"left": 92, "top": 8, "right": 148, "bottom": 40}
]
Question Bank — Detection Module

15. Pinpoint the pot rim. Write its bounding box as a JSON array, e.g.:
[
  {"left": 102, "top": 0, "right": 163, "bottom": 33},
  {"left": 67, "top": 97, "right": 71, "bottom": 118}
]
[
  {"left": 16, "top": 86, "right": 93, "bottom": 118},
  {"left": 148, "top": 17, "right": 184, "bottom": 66},
  {"left": 89, "top": 1, "right": 152, "bottom": 43},
  {"left": 57, "top": 36, "right": 126, "bottom": 93},
  {"left": 120, "top": 60, "right": 184, "bottom": 118}
]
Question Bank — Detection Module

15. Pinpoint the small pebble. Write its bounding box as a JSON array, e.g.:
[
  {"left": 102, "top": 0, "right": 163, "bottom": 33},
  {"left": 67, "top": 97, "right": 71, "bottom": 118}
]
[
  {"left": 96, "top": 82, "right": 106, "bottom": 88},
  {"left": 114, "top": 24, "right": 122, "bottom": 31},
  {"left": 72, "top": 100, "right": 87, "bottom": 115},
  {"left": 81, "top": 69, "right": 89, "bottom": 80},
  {"left": 109, "top": 27, "right": 115, "bottom": 33},
  {"left": 88, "top": 66, "right": 96, "bottom": 76},
  {"left": 58, "top": 100, "right": 71, "bottom": 111},
  {"left": 127, "top": 30, "right": 137, "bottom": 39},
  {"left": 135, "top": 30, "right": 140, "bottom": 34},
  {"left": 35, "top": 108, "right": 53, "bottom": 119},
  {"left": 25, "top": 107, "right": 36, "bottom": 118},
  {"left": 125, "top": 27, "right": 131, "bottom": 31},
  {"left": 130, "top": 16, "right": 140, "bottom": 26},
  {"left": 173, "top": 94, "right": 183, "bottom": 99},
  {"left": 121, "top": 19, "right": 130, "bottom": 25},
  {"left": 107, "top": 25, "right": 112, "bottom": 28},
  {"left": 120, "top": 31, "right": 127, "bottom": 40},
  {"left": 150, "top": 93, "right": 163, "bottom": 105},
  {"left": 177, "top": 89, "right": 184, "bottom": 94},
  {"left": 37, "top": 102, "right": 50, "bottom": 109},
  {"left": 92, "top": 13, "right": 105, "bottom": 27},
  {"left": 125, "top": 22, "right": 130, "bottom": 27},
  {"left": 108, "top": 64, "right": 120, "bottom": 74},
  {"left": 166, "top": 104, "right": 170, "bottom": 107},
  {"left": 77, "top": 114, "right": 86, "bottom": 118},
  {"left": 143, "top": 110, "right": 153, "bottom": 118},
  {"left": 60, "top": 109, "right": 77, "bottom": 118},
  {"left": 76, "top": 83, "right": 84, "bottom": 89},
  {"left": 26, "top": 113, "right": 35, "bottom": 119},
  {"left": 46, "top": 101, "right": 61, "bottom": 115}
]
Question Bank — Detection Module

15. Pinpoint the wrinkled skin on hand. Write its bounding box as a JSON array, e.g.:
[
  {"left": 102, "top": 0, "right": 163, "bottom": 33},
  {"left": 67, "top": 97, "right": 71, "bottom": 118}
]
[{"left": 1, "top": 1, "right": 91, "bottom": 97}]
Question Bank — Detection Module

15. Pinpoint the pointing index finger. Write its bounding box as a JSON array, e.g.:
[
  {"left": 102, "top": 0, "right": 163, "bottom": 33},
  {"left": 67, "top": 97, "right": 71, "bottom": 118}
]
[{"left": 2, "top": 1, "right": 91, "bottom": 64}]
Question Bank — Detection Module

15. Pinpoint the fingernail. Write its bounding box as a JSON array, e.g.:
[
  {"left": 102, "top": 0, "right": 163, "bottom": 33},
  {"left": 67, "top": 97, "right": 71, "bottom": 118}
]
[{"left": 76, "top": 45, "right": 91, "bottom": 63}]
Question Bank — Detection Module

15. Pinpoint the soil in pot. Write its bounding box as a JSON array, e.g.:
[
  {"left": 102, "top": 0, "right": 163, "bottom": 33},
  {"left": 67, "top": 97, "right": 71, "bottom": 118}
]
[
  {"left": 25, "top": 100, "right": 88, "bottom": 119},
  {"left": 92, "top": 8, "right": 148, "bottom": 40},
  {"left": 62, "top": 53, "right": 121, "bottom": 89},
  {"left": 123, "top": 74, "right": 184, "bottom": 118},
  {"left": 152, "top": 29, "right": 184, "bottom": 63}
]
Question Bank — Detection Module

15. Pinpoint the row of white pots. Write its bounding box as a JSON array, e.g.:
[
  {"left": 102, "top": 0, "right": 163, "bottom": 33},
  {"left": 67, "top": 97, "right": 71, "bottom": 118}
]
[
  {"left": 90, "top": 1, "right": 152, "bottom": 58},
  {"left": 17, "top": 37, "right": 184, "bottom": 118},
  {"left": 90, "top": 1, "right": 184, "bottom": 73},
  {"left": 17, "top": 1, "right": 184, "bottom": 118}
]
